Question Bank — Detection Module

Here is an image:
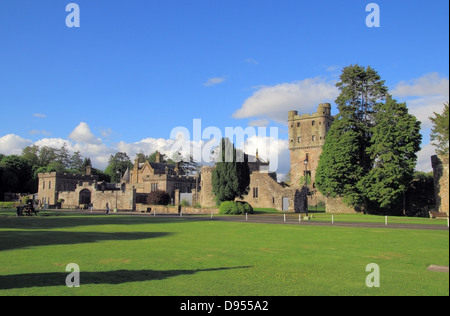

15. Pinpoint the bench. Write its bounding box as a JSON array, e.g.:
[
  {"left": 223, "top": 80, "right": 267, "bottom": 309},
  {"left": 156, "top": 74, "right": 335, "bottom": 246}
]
[
  {"left": 429, "top": 211, "right": 449, "bottom": 219},
  {"left": 16, "top": 206, "right": 39, "bottom": 216}
]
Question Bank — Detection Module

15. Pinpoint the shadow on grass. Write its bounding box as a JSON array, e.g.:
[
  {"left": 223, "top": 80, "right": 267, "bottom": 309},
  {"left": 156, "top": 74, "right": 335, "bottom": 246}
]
[
  {"left": 0, "top": 231, "right": 170, "bottom": 251},
  {"left": 0, "top": 266, "right": 253, "bottom": 290},
  {"left": 0, "top": 212, "right": 204, "bottom": 230}
]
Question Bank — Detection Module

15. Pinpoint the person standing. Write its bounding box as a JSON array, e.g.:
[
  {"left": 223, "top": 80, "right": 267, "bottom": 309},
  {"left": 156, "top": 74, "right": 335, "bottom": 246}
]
[{"left": 105, "top": 202, "right": 110, "bottom": 215}]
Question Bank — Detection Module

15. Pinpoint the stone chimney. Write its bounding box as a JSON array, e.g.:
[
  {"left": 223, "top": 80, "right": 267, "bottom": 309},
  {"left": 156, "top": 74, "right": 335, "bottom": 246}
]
[
  {"left": 85, "top": 164, "right": 92, "bottom": 176},
  {"left": 155, "top": 152, "right": 162, "bottom": 163}
]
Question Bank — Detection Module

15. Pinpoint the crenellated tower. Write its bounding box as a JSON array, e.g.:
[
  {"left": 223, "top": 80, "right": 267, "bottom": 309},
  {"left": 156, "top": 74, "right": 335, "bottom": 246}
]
[{"left": 288, "top": 103, "right": 334, "bottom": 203}]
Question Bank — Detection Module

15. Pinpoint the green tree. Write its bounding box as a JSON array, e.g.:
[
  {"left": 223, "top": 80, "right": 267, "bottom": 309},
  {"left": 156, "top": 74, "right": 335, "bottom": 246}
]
[
  {"left": 358, "top": 96, "right": 422, "bottom": 210},
  {"left": 211, "top": 138, "right": 250, "bottom": 205},
  {"left": 335, "top": 64, "right": 389, "bottom": 174},
  {"left": 69, "top": 151, "right": 84, "bottom": 172},
  {"left": 429, "top": 102, "right": 449, "bottom": 156},
  {"left": 105, "top": 152, "right": 132, "bottom": 183},
  {"left": 0, "top": 155, "right": 32, "bottom": 193},
  {"left": 316, "top": 117, "right": 365, "bottom": 207},
  {"left": 316, "top": 65, "right": 421, "bottom": 213}
]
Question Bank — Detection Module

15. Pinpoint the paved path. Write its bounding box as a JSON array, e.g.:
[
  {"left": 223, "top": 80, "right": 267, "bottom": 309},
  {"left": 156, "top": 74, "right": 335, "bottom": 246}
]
[
  {"left": 209, "top": 214, "right": 449, "bottom": 231},
  {"left": 53, "top": 210, "right": 449, "bottom": 231}
]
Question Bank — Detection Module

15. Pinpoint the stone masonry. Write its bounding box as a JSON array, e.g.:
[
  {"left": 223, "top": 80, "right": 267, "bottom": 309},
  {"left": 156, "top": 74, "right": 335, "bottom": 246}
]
[{"left": 432, "top": 155, "right": 449, "bottom": 215}]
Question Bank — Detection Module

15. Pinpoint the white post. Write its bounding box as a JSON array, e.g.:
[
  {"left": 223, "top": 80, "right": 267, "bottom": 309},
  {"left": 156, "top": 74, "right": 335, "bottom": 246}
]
[
  {"left": 180, "top": 211, "right": 182, "bottom": 217},
  {"left": 332, "top": 215, "right": 334, "bottom": 224},
  {"left": 211, "top": 212, "right": 213, "bottom": 220},
  {"left": 447, "top": 217, "right": 449, "bottom": 228},
  {"left": 246, "top": 213, "right": 248, "bottom": 221},
  {"left": 154, "top": 210, "right": 156, "bottom": 216},
  {"left": 385, "top": 216, "right": 388, "bottom": 226},
  {"left": 299, "top": 214, "right": 301, "bottom": 223},
  {"left": 284, "top": 214, "right": 286, "bottom": 222}
]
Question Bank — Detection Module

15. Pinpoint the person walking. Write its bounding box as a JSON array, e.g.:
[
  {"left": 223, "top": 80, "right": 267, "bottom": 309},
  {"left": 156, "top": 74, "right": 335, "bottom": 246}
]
[{"left": 105, "top": 202, "right": 110, "bottom": 215}]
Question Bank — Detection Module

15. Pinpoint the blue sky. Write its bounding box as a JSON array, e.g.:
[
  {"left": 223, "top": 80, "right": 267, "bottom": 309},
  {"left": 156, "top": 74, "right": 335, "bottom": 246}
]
[{"left": 0, "top": 0, "right": 448, "bottom": 174}]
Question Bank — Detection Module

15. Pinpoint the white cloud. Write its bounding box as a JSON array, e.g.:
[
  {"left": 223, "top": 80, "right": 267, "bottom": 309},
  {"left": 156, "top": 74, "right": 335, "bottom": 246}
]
[
  {"left": 69, "top": 122, "right": 102, "bottom": 145},
  {"left": 32, "top": 113, "right": 47, "bottom": 118},
  {"left": 233, "top": 77, "right": 339, "bottom": 123},
  {"left": 248, "top": 119, "right": 270, "bottom": 127},
  {"left": 245, "top": 58, "right": 259, "bottom": 65},
  {"left": 415, "top": 143, "right": 437, "bottom": 173},
  {"left": 0, "top": 134, "right": 32, "bottom": 155},
  {"left": 203, "top": 77, "right": 227, "bottom": 87},
  {"left": 391, "top": 73, "right": 449, "bottom": 130}
]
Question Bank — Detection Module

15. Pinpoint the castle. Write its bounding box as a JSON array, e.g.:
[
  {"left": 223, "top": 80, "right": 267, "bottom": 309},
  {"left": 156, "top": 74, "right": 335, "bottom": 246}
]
[
  {"left": 288, "top": 103, "right": 334, "bottom": 205},
  {"left": 38, "top": 104, "right": 334, "bottom": 213}
]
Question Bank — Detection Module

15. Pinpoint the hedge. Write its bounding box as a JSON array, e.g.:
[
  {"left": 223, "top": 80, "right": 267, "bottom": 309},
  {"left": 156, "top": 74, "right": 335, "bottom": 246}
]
[{"left": 219, "top": 201, "right": 253, "bottom": 215}]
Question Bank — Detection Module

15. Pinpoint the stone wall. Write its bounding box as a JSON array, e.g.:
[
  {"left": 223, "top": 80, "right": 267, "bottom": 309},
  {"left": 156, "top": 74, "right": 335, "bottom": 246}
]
[
  {"left": 199, "top": 166, "right": 216, "bottom": 207},
  {"left": 135, "top": 203, "right": 218, "bottom": 215},
  {"left": 240, "top": 171, "right": 302, "bottom": 212},
  {"left": 432, "top": 155, "right": 449, "bottom": 214},
  {"left": 199, "top": 167, "right": 303, "bottom": 212},
  {"left": 325, "top": 196, "right": 357, "bottom": 214},
  {"left": 58, "top": 183, "right": 136, "bottom": 211}
]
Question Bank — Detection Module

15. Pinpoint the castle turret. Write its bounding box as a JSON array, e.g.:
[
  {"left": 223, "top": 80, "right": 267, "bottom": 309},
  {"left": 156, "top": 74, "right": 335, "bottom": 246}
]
[{"left": 288, "top": 104, "right": 334, "bottom": 203}]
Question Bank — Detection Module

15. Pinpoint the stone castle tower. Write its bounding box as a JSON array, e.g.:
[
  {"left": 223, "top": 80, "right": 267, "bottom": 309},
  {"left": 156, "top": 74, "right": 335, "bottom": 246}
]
[{"left": 288, "top": 103, "right": 334, "bottom": 200}]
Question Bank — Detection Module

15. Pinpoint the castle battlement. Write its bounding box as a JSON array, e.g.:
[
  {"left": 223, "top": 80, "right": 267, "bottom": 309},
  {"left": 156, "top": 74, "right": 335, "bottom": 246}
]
[{"left": 38, "top": 172, "right": 97, "bottom": 180}]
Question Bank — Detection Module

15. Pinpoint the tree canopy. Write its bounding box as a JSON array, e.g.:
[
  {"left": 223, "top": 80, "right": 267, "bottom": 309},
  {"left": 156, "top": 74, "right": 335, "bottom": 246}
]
[
  {"left": 211, "top": 138, "right": 250, "bottom": 205},
  {"left": 316, "top": 65, "right": 422, "bottom": 213},
  {"left": 429, "top": 102, "right": 449, "bottom": 157}
]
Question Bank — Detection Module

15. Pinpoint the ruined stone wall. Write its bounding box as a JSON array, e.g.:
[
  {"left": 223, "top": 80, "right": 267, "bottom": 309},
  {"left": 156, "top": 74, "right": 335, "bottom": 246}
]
[
  {"left": 135, "top": 204, "right": 218, "bottom": 214},
  {"left": 325, "top": 196, "right": 358, "bottom": 214},
  {"left": 432, "top": 155, "right": 449, "bottom": 214},
  {"left": 199, "top": 166, "right": 216, "bottom": 207},
  {"left": 240, "top": 172, "right": 301, "bottom": 212}
]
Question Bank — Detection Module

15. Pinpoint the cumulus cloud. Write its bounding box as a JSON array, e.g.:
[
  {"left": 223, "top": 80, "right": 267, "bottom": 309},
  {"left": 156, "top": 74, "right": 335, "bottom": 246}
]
[
  {"left": 0, "top": 134, "right": 32, "bottom": 155},
  {"left": 391, "top": 73, "right": 449, "bottom": 130},
  {"left": 69, "top": 122, "right": 102, "bottom": 145},
  {"left": 415, "top": 143, "right": 437, "bottom": 173},
  {"left": 233, "top": 77, "right": 339, "bottom": 123}
]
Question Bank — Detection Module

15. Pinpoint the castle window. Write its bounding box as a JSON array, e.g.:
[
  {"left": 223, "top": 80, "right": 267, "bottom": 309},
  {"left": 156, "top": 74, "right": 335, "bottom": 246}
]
[
  {"left": 297, "top": 137, "right": 301, "bottom": 143},
  {"left": 312, "top": 135, "right": 316, "bottom": 142},
  {"left": 49, "top": 181, "right": 51, "bottom": 190},
  {"left": 151, "top": 183, "right": 158, "bottom": 192},
  {"left": 253, "top": 187, "right": 259, "bottom": 198},
  {"left": 312, "top": 120, "right": 316, "bottom": 126},
  {"left": 43, "top": 181, "right": 45, "bottom": 190},
  {"left": 297, "top": 122, "right": 300, "bottom": 127}
]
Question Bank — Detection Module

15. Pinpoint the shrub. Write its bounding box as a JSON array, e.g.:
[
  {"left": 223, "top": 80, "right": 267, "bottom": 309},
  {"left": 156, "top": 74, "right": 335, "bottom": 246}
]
[
  {"left": 146, "top": 190, "right": 171, "bottom": 206},
  {"left": 180, "top": 199, "right": 191, "bottom": 207},
  {"left": 219, "top": 201, "right": 253, "bottom": 215}
]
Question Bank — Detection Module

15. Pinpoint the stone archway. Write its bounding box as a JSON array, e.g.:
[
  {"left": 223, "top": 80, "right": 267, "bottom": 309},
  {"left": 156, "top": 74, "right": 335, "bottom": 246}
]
[{"left": 79, "top": 189, "right": 92, "bottom": 205}]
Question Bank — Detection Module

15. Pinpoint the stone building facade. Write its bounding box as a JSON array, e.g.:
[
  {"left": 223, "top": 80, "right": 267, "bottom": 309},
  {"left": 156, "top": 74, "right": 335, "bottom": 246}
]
[
  {"left": 38, "top": 171, "right": 136, "bottom": 210},
  {"left": 432, "top": 155, "right": 449, "bottom": 215},
  {"left": 288, "top": 103, "right": 333, "bottom": 204},
  {"left": 199, "top": 154, "right": 303, "bottom": 212},
  {"left": 37, "top": 153, "right": 198, "bottom": 211},
  {"left": 123, "top": 153, "right": 198, "bottom": 204}
]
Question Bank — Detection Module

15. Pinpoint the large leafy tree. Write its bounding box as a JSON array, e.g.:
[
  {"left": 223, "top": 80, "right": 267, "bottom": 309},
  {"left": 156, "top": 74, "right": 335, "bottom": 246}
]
[
  {"left": 429, "top": 102, "right": 449, "bottom": 157},
  {"left": 212, "top": 138, "right": 250, "bottom": 205},
  {"left": 315, "top": 117, "right": 365, "bottom": 207},
  {"left": 316, "top": 65, "right": 422, "bottom": 213},
  {"left": 358, "top": 96, "right": 422, "bottom": 210},
  {"left": 105, "top": 152, "right": 133, "bottom": 183}
]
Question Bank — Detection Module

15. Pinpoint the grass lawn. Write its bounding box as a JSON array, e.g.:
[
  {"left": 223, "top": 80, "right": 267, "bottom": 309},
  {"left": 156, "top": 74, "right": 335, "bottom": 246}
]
[{"left": 0, "top": 211, "right": 448, "bottom": 296}]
